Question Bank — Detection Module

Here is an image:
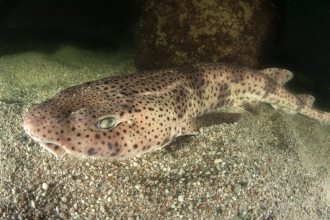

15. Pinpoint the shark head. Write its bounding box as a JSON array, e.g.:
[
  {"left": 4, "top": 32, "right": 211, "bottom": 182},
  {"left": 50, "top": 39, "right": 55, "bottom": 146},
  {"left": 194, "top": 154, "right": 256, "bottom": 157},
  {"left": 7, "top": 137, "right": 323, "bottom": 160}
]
[{"left": 23, "top": 78, "right": 177, "bottom": 159}]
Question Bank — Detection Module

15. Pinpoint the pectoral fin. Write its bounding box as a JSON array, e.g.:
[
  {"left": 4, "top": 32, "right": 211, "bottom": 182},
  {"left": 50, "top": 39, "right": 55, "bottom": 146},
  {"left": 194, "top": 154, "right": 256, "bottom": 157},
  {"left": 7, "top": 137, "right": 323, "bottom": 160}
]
[
  {"left": 181, "top": 112, "right": 242, "bottom": 135},
  {"left": 233, "top": 99, "right": 259, "bottom": 115}
]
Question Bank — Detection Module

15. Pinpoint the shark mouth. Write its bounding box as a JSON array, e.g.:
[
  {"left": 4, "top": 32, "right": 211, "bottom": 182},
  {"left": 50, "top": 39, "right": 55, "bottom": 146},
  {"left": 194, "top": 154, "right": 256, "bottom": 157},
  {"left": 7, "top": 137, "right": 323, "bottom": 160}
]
[{"left": 38, "top": 142, "right": 67, "bottom": 158}]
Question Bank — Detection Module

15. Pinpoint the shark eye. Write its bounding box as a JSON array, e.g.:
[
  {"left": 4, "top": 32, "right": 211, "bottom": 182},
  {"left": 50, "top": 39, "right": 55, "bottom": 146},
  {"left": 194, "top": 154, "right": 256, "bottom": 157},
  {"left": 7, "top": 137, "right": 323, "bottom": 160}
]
[{"left": 95, "top": 117, "right": 116, "bottom": 130}]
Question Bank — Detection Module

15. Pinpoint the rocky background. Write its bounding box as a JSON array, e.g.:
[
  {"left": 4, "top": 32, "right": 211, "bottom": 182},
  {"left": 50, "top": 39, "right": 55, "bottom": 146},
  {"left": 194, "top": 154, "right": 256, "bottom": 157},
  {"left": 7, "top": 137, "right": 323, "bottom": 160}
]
[{"left": 0, "top": 0, "right": 329, "bottom": 109}]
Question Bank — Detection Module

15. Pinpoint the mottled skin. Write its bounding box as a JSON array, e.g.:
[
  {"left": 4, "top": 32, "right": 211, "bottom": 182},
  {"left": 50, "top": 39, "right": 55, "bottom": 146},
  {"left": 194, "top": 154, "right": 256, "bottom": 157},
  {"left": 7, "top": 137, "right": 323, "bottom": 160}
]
[{"left": 23, "top": 63, "right": 330, "bottom": 159}]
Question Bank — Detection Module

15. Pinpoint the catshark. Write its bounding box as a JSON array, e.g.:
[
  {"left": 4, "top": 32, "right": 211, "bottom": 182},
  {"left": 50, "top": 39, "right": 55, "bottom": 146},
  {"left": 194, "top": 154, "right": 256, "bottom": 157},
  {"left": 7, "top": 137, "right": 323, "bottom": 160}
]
[{"left": 23, "top": 63, "right": 330, "bottom": 159}]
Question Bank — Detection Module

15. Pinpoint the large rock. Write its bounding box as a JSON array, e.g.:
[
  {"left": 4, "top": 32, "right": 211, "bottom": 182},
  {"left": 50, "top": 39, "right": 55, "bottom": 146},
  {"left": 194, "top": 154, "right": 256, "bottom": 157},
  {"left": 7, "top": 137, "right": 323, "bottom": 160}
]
[{"left": 133, "top": 0, "right": 278, "bottom": 70}]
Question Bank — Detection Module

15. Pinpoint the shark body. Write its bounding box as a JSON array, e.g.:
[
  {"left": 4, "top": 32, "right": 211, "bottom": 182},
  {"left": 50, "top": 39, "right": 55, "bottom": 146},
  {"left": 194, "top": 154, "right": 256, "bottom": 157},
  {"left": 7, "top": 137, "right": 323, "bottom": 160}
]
[{"left": 23, "top": 63, "right": 330, "bottom": 158}]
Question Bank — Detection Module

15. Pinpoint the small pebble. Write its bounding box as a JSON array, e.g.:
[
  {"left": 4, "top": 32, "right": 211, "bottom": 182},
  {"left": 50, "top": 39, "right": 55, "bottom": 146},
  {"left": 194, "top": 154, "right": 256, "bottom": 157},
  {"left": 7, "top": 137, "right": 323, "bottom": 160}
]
[
  {"left": 234, "top": 184, "right": 241, "bottom": 193},
  {"left": 214, "top": 159, "right": 222, "bottom": 164},
  {"left": 18, "top": 136, "right": 28, "bottom": 142},
  {"left": 100, "top": 205, "right": 107, "bottom": 213},
  {"left": 42, "top": 183, "right": 49, "bottom": 190},
  {"left": 31, "top": 200, "right": 36, "bottom": 208},
  {"left": 178, "top": 195, "right": 184, "bottom": 202},
  {"left": 61, "top": 196, "right": 68, "bottom": 202}
]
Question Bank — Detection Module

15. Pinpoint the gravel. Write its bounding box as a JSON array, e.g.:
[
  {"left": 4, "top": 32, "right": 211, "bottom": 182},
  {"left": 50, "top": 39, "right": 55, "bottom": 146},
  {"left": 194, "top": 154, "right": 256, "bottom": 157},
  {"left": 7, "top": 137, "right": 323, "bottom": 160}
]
[{"left": 0, "top": 46, "right": 329, "bottom": 219}]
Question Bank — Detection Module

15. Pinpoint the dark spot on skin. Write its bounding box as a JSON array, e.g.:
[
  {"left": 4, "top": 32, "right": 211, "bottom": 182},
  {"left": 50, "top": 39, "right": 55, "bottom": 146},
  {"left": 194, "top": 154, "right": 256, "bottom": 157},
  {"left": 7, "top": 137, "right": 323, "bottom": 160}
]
[
  {"left": 95, "top": 134, "right": 100, "bottom": 138},
  {"left": 133, "top": 144, "right": 138, "bottom": 149},
  {"left": 107, "top": 142, "right": 112, "bottom": 150},
  {"left": 88, "top": 148, "right": 95, "bottom": 155}
]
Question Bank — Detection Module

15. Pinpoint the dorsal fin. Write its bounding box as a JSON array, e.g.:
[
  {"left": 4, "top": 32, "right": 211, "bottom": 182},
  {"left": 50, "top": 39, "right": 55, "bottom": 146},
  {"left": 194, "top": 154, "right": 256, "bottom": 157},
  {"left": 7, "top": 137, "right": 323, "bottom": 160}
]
[
  {"left": 260, "top": 68, "right": 293, "bottom": 85},
  {"left": 296, "top": 94, "right": 315, "bottom": 107}
]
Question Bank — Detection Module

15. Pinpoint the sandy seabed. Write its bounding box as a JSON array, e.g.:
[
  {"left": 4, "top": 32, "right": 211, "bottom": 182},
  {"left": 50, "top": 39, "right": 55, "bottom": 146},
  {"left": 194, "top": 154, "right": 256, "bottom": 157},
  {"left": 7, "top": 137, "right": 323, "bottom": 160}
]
[{"left": 0, "top": 46, "right": 329, "bottom": 219}]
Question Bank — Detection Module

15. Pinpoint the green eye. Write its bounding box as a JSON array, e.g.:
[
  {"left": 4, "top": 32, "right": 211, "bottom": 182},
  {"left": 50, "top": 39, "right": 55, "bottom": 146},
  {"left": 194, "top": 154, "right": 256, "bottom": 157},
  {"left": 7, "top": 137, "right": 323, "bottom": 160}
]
[{"left": 95, "top": 117, "right": 116, "bottom": 130}]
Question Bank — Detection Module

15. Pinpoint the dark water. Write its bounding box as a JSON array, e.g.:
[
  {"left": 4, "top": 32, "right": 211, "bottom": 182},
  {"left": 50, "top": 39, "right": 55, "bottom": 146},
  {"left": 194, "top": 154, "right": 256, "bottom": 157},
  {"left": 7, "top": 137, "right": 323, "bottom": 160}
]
[
  {"left": 0, "top": 0, "right": 329, "bottom": 109},
  {"left": 272, "top": 0, "right": 330, "bottom": 111}
]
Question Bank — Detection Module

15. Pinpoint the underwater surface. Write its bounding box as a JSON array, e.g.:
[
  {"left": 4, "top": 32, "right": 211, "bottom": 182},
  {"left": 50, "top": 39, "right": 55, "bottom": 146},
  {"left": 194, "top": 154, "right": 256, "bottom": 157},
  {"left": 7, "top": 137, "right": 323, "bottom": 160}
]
[{"left": 0, "top": 0, "right": 330, "bottom": 219}]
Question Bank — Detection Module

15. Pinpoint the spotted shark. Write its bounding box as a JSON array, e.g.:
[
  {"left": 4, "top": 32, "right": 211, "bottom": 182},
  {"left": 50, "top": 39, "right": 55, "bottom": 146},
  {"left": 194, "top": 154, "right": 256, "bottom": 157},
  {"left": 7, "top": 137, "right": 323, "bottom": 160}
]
[{"left": 23, "top": 63, "right": 330, "bottom": 159}]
